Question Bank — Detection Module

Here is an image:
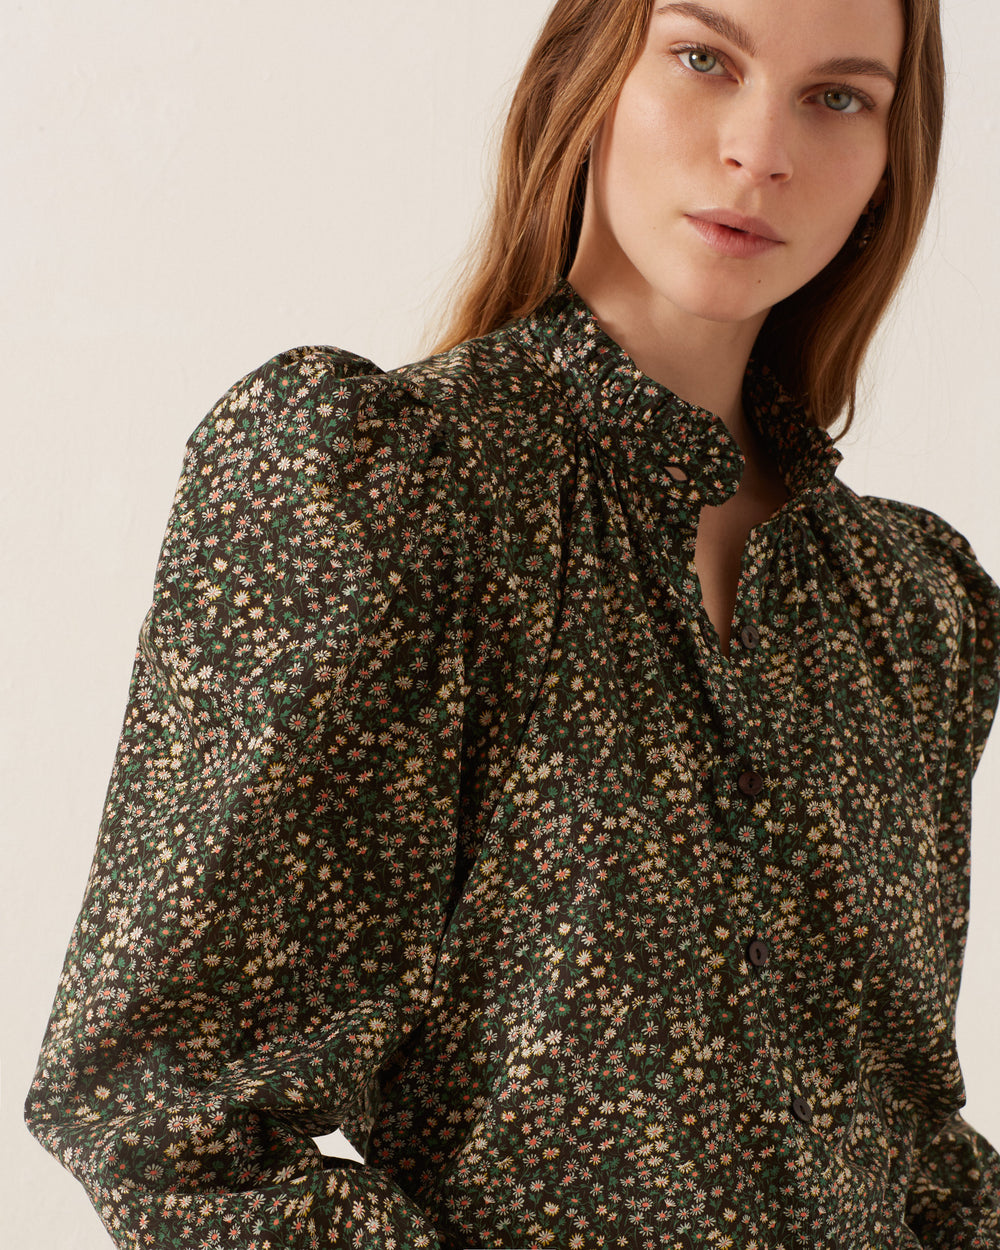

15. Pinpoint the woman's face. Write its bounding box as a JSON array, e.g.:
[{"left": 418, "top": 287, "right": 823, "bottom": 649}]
[{"left": 572, "top": 0, "right": 905, "bottom": 332}]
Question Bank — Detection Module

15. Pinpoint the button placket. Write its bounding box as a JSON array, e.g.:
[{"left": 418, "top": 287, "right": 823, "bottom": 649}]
[
  {"left": 710, "top": 553, "right": 806, "bottom": 1144},
  {"left": 717, "top": 536, "right": 820, "bottom": 1147}
]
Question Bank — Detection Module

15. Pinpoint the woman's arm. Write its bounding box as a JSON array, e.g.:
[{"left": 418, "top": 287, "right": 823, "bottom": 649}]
[
  {"left": 874, "top": 502, "right": 1000, "bottom": 1246},
  {"left": 25, "top": 346, "right": 468, "bottom": 1248}
]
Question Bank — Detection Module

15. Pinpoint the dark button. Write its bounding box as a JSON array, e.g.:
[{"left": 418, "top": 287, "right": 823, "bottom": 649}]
[
  {"left": 791, "top": 1096, "right": 813, "bottom": 1125},
  {"left": 740, "top": 624, "right": 761, "bottom": 650},
  {"left": 747, "top": 937, "right": 770, "bottom": 969},
  {"left": 737, "top": 770, "right": 764, "bottom": 798}
]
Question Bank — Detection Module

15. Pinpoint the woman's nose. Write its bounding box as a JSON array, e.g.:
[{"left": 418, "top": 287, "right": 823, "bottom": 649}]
[{"left": 720, "top": 96, "right": 794, "bottom": 185}]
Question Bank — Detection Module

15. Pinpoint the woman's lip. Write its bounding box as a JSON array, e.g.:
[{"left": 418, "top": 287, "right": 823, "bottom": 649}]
[
  {"left": 685, "top": 212, "right": 785, "bottom": 258},
  {"left": 690, "top": 209, "right": 783, "bottom": 242}
]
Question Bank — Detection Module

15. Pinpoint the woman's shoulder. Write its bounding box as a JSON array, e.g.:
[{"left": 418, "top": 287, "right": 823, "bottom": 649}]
[
  {"left": 848, "top": 491, "right": 998, "bottom": 610},
  {"left": 843, "top": 489, "right": 1000, "bottom": 729},
  {"left": 160, "top": 329, "right": 570, "bottom": 626},
  {"left": 192, "top": 325, "right": 568, "bottom": 481}
]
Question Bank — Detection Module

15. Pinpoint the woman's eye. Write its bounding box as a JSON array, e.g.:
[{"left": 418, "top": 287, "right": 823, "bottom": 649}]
[
  {"left": 822, "top": 89, "right": 864, "bottom": 114},
  {"left": 677, "top": 48, "right": 727, "bottom": 76}
]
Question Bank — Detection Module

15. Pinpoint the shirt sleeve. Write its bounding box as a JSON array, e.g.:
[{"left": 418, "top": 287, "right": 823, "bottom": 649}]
[
  {"left": 876, "top": 503, "right": 1000, "bottom": 1247},
  {"left": 25, "top": 347, "right": 467, "bottom": 1249},
  {"left": 906, "top": 1113, "right": 1000, "bottom": 1248}
]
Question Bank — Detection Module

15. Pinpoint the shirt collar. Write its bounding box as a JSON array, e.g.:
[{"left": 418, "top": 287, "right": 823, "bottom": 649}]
[{"left": 516, "top": 279, "right": 842, "bottom": 509}]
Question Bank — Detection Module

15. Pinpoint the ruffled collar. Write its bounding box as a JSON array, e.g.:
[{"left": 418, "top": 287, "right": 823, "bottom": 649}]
[{"left": 518, "top": 280, "right": 842, "bottom": 510}]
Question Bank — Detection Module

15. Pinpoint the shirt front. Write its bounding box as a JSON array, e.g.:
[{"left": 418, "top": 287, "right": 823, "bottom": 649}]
[{"left": 27, "top": 283, "right": 1000, "bottom": 1249}]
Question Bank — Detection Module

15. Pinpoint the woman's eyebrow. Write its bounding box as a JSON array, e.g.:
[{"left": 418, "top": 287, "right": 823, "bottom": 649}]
[
  {"left": 812, "top": 56, "right": 897, "bottom": 87},
  {"left": 655, "top": 3, "right": 758, "bottom": 56},
  {"left": 655, "top": 4, "right": 898, "bottom": 86}
]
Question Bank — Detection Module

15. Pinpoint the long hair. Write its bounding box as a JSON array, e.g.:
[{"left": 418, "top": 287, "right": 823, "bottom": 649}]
[{"left": 433, "top": 0, "right": 945, "bottom": 433}]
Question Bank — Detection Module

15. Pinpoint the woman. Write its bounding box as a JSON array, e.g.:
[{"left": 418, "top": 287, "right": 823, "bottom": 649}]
[{"left": 25, "top": 0, "right": 1000, "bottom": 1246}]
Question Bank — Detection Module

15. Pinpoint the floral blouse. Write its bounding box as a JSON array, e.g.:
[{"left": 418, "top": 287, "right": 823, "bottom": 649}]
[{"left": 27, "top": 282, "right": 1000, "bottom": 1249}]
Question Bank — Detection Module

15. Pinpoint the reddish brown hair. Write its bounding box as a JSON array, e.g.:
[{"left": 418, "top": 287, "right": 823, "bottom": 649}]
[{"left": 433, "top": 0, "right": 945, "bottom": 432}]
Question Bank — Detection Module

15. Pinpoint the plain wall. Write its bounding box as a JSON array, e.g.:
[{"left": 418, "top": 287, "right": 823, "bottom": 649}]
[{"left": 2, "top": 3, "right": 998, "bottom": 1245}]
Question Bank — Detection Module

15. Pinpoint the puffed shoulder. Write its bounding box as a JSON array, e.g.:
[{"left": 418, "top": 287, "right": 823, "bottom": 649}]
[
  {"left": 200, "top": 344, "right": 386, "bottom": 429},
  {"left": 187, "top": 337, "right": 552, "bottom": 501},
  {"left": 190, "top": 345, "right": 428, "bottom": 485},
  {"left": 139, "top": 342, "right": 503, "bottom": 749},
  {"left": 859, "top": 495, "right": 1000, "bottom": 638},
  {"left": 857, "top": 494, "right": 1000, "bottom": 765}
]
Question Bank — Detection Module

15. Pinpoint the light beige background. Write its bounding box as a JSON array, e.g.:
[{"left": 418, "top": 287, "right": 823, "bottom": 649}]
[{"left": 3, "top": 2, "right": 998, "bottom": 1245}]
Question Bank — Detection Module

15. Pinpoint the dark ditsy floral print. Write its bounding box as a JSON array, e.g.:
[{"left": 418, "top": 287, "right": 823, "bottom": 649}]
[{"left": 27, "top": 283, "right": 1000, "bottom": 1249}]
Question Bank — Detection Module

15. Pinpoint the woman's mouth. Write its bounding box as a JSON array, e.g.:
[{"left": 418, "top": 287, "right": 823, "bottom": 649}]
[{"left": 686, "top": 210, "right": 785, "bottom": 258}]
